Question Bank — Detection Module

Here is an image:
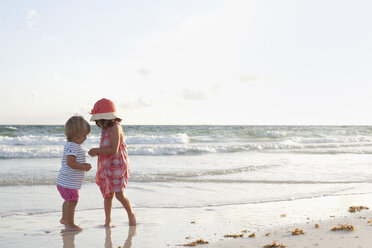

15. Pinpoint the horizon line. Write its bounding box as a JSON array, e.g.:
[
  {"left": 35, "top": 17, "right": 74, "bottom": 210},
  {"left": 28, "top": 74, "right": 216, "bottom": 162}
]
[{"left": 1, "top": 123, "right": 372, "bottom": 126}]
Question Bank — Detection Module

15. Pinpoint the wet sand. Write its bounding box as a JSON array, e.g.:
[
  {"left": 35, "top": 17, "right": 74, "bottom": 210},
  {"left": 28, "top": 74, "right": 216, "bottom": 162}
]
[{"left": 1, "top": 194, "right": 372, "bottom": 247}]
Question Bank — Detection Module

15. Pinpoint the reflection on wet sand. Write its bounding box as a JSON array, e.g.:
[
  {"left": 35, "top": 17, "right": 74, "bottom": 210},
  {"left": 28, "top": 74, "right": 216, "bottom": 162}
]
[
  {"left": 105, "top": 226, "right": 137, "bottom": 248},
  {"left": 61, "top": 226, "right": 136, "bottom": 248},
  {"left": 62, "top": 230, "right": 80, "bottom": 248},
  {"left": 123, "top": 226, "right": 137, "bottom": 248}
]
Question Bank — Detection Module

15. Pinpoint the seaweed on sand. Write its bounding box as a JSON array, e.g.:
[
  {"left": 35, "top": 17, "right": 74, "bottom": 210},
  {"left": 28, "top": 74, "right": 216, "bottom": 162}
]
[
  {"left": 263, "top": 241, "right": 286, "bottom": 248},
  {"left": 331, "top": 224, "right": 355, "bottom": 232},
  {"left": 348, "top": 206, "right": 369, "bottom": 213},
  {"left": 290, "top": 228, "right": 305, "bottom": 235},
  {"left": 224, "top": 234, "right": 244, "bottom": 238},
  {"left": 178, "top": 239, "right": 209, "bottom": 246}
]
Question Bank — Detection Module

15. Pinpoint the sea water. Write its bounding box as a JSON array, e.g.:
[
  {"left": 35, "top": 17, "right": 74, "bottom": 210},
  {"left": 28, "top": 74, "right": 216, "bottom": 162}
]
[{"left": 1, "top": 125, "right": 372, "bottom": 218}]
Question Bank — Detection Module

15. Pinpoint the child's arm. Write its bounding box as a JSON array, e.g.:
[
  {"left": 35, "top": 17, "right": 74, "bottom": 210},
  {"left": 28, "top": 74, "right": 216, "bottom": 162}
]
[
  {"left": 88, "top": 125, "right": 121, "bottom": 156},
  {"left": 66, "top": 155, "right": 92, "bottom": 171}
]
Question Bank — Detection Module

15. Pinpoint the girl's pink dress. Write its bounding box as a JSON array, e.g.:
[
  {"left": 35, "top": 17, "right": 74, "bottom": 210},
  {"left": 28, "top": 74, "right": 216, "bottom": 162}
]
[{"left": 96, "top": 123, "right": 129, "bottom": 198}]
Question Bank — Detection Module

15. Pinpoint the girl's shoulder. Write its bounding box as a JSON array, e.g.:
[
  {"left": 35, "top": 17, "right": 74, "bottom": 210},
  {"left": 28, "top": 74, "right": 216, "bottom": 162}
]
[
  {"left": 103, "top": 122, "right": 123, "bottom": 136},
  {"left": 110, "top": 122, "right": 123, "bottom": 132},
  {"left": 110, "top": 122, "right": 124, "bottom": 139}
]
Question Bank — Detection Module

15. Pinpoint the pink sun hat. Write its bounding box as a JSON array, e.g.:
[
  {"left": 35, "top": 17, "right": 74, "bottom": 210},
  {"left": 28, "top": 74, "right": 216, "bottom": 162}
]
[{"left": 90, "top": 98, "right": 121, "bottom": 121}]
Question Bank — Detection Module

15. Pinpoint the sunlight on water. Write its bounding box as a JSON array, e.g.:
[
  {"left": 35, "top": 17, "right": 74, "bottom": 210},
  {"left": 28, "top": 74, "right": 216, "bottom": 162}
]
[{"left": 1, "top": 125, "right": 372, "bottom": 217}]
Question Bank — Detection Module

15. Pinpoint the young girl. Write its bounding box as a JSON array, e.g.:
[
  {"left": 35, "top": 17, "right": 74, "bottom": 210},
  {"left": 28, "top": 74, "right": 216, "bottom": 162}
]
[
  {"left": 56, "top": 115, "right": 92, "bottom": 232},
  {"left": 88, "top": 98, "right": 136, "bottom": 227}
]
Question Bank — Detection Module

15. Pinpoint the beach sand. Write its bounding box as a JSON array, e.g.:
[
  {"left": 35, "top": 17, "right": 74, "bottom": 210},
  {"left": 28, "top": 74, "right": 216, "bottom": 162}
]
[
  {"left": 1, "top": 194, "right": 372, "bottom": 247},
  {"left": 208, "top": 205, "right": 372, "bottom": 248}
]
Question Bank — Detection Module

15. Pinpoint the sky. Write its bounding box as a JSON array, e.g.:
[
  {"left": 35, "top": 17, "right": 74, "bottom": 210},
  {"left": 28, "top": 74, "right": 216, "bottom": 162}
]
[{"left": 1, "top": 0, "right": 372, "bottom": 125}]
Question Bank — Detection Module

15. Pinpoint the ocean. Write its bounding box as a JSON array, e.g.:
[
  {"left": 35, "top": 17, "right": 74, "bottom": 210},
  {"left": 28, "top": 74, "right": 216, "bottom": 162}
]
[{"left": 1, "top": 125, "right": 372, "bottom": 219}]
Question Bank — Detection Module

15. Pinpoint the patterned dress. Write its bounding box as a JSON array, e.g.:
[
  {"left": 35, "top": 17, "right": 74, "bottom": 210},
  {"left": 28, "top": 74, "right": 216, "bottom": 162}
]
[{"left": 96, "top": 123, "right": 129, "bottom": 198}]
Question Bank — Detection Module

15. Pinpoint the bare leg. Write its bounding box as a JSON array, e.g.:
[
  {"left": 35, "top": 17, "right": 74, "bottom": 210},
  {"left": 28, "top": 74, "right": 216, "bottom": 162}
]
[
  {"left": 115, "top": 192, "right": 137, "bottom": 226},
  {"left": 104, "top": 193, "right": 114, "bottom": 227},
  {"left": 61, "top": 200, "right": 82, "bottom": 232},
  {"left": 60, "top": 201, "right": 68, "bottom": 225}
]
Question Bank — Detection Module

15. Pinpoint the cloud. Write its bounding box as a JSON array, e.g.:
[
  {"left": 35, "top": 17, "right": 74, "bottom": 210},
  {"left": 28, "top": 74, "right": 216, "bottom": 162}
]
[
  {"left": 26, "top": 90, "right": 40, "bottom": 99},
  {"left": 120, "top": 96, "right": 155, "bottom": 109},
  {"left": 26, "top": 9, "right": 39, "bottom": 28},
  {"left": 42, "top": 73, "right": 64, "bottom": 81},
  {"left": 239, "top": 73, "right": 259, "bottom": 83},
  {"left": 53, "top": 73, "right": 63, "bottom": 81},
  {"left": 138, "top": 68, "right": 151, "bottom": 76},
  {"left": 182, "top": 88, "right": 208, "bottom": 101},
  {"left": 76, "top": 58, "right": 83, "bottom": 65},
  {"left": 42, "top": 35, "right": 58, "bottom": 41},
  {"left": 182, "top": 85, "right": 221, "bottom": 101},
  {"left": 210, "top": 84, "right": 220, "bottom": 93}
]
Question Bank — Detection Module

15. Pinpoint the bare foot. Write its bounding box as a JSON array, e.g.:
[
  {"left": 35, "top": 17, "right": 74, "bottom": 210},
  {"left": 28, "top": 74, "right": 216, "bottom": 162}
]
[
  {"left": 128, "top": 212, "right": 137, "bottom": 226},
  {"left": 60, "top": 218, "right": 67, "bottom": 225},
  {"left": 104, "top": 220, "right": 112, "bottom": 228},
  {"left": 61, "top": 225, "right": 83, "bottom": 233}
]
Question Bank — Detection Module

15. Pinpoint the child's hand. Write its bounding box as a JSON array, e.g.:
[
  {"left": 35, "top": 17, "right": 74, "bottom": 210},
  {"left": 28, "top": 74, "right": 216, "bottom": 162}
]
[
  {"left": 82, "top": 163, "right": 92, "bottom": 172},
  {"left": 88, "top": 148, "right": 98, "bottom": 157}
]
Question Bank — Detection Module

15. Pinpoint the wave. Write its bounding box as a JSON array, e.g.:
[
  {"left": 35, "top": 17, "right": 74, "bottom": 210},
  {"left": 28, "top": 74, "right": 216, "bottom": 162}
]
[
  {"left": 5, "top": 126, "right": 17, "bottom": 131},
  {"left": 126, "top": 133, "right": 189, "bottom": 144},
  {"left": 2, "top": 141, "right": 372, "bottom": 158},
  {"left": 128, "top": 143, "right": 372, "bottom": 156},
  {"left": 0, "top": 133, "right": 189, "bottom": 146},
  {"left": 154, "top": 165, "right": 258, "bottom": 178},
  {"left": 0, "top": 163, "right": 367, "bottom": 186},
  {"left": 4, "top": 190, "right": 372, "bottom": 218},
  {"left": 253, "top": 130, "right": 288, "bottom": 139},
  {"left": 2, "top": 133, "right": 371, "bottom": 148},
  {"left": 293, "top": 136, "right": 372, "bottom": 144},
  {"left": 2, "top": 125, "right": 372, "bottom": 158},
  {"left": 0, "top": 135, "right": 66, "bottom": 146},
  {"left": 0, "top": 177, "right": 365, "bottom": 186},
  {"left": 0, "top": 165, "right": 261, "bottom": 186},
  {"left": 0, "top": 126, "right": 18, "bottom": 131},
  {"left": 0, "top": 145, "right": 64, "bottom": 158}
]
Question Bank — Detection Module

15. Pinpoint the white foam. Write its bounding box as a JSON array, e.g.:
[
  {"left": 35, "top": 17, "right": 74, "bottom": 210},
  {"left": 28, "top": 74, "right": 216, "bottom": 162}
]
[
  {"left": 256, "top": 130, "right": 288, "bottom": 139},
  {"left": 126, "top": 133, "right": 189, "bottom": 144},
  {"left": 1, "top": 141, "right": 372, "bottom": 158},
  {"left": 0, "top": 135, "right": 66, "bottom": 146},
  {"left": 0, "top": 133, "right": 190, "bottom": 146},
  {"left": 293, "top": 136, "right": 372, "bottom": 144},
  {"left": 5, "top": 126, "right": 17, "bottom": 130},
  {"left": 0, "top": 145, "right": 64, "bottom": 158}
]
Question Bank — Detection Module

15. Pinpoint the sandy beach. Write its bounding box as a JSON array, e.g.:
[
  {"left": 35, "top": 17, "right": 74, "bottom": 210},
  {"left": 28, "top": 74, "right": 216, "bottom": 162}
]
[
  {"left": 208, "top": 199, "right": 372, "bottom": 248},
  {"left": 2, "top": 0, "right": 372, "bottom": 245},
  {"left": 209, "top": 213, "right": 372, "bottom": 248},
  {"left": 1, "top": 193, "right": 372, "bottom": 247},
  {"left": 2, "top": 125, "right": 372, "bottom": 247}
]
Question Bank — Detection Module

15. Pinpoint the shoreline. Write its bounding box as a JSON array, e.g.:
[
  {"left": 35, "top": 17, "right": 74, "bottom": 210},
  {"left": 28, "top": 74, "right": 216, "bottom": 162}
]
[{"left": 2, "top": 193, "right": 372, "bottom": 247}]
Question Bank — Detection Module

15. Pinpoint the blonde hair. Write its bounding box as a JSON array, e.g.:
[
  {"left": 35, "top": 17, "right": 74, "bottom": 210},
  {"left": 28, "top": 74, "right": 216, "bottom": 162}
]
[{"left": 64, "top": 116, "right": 91, "bottom": 142}]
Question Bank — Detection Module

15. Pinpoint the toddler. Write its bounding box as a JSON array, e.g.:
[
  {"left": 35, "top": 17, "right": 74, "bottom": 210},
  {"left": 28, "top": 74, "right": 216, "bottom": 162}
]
[{"left": 56, "top": 116, "right": 92, "bottom": 232}]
